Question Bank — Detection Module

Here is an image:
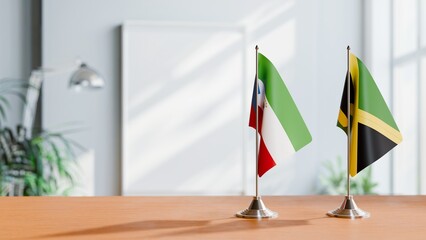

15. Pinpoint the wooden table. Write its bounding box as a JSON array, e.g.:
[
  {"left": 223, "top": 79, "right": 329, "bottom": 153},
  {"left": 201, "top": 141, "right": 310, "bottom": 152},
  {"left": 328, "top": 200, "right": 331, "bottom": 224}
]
[{"left": 1, "top": 196, "right": 426, "bottom": 239}]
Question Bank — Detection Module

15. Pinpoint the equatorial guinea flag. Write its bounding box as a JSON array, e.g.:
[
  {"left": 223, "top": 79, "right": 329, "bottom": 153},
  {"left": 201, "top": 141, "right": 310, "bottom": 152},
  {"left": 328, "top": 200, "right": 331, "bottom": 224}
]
[
  {"left": 249, "top": 53, "right": 312, "bottom": 177},
  {"left": 337, "top": 51, "right": 403, "bottom": 177}
]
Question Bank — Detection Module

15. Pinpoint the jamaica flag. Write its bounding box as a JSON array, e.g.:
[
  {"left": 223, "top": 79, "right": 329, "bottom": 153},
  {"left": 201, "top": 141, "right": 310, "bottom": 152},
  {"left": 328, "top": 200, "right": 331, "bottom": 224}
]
[{"left": 337, "top": 52, "right": 402, "bottom": 177}]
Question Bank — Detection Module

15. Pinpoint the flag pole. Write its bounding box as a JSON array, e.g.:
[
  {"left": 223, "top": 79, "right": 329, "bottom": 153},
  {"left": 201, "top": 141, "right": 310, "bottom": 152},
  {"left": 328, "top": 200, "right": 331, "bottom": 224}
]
[
  {"left": 326, "top": 46, "right": 369, "bottom": 219},
  {"left": 255, "top": 45, "right": 259, "bottom": 198},
  {"left": 346, "top": 46, "right": 351, "bottom": 198},
  {"left": 236, "top": 45, "right": 277, "bottom": 219}
]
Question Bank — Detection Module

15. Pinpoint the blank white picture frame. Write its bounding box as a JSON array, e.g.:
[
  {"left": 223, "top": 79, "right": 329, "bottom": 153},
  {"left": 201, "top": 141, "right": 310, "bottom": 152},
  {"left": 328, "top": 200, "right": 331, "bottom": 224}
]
[{"left": 121, "top": 21, "right": 247, "bottom": 195}]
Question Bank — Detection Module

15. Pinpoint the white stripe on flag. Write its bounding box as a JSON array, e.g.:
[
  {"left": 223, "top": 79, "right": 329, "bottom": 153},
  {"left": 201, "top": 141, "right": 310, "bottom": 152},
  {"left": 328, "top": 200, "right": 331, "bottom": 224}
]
[{"left": 261, "top": 97, "right": 295, "bottom": 161}]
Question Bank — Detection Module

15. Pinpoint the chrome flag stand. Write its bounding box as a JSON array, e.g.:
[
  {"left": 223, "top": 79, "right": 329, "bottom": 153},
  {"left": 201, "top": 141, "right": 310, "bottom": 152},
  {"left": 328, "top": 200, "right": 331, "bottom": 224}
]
[
  {"left": 236, "top": 196, "right": 277, "bottom": 218},
  {"left": 236, "top": 45, "right": 277, "bottom": 219},
  {"left": 326, "top": 46, "right": 369, "bottom": 219}
]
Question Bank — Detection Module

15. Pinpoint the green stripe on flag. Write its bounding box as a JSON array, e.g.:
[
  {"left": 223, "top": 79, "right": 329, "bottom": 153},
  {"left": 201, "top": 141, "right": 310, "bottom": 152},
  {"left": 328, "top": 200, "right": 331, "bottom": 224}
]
[
  {"left": 258, "top": 53, "right": 312, "bottom": 150},
  {"left": 356, "top": 58, "right": 399, "bottom": 131}
]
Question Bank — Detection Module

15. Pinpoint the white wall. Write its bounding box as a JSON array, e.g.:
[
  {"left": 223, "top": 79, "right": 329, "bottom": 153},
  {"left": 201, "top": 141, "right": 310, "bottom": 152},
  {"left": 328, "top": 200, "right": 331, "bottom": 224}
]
[
  {"left": 42, "top": 0, "right": 363, "bottom": 195},
  {"left": 0, "top": 0, "right": 32, "bottom": 127}
]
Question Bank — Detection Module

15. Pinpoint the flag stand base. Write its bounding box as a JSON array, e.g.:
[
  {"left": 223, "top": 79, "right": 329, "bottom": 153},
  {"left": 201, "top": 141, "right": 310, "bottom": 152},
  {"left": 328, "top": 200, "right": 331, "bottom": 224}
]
[
  {"left": 327, "top": 195, "right": 370, "bottom": 219},
  {"left": 236, "top": 196, "right": 278, "bottom": 219}
]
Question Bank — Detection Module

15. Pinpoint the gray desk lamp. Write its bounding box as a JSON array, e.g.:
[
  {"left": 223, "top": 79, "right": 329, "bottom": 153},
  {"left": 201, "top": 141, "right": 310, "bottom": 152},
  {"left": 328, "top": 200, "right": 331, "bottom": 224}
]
[
  {"left": 69, "top": 63, "right": 105, "bottom": 90},
  {"left": 22, "top": 61, "right": 104, "bottom": 136}
]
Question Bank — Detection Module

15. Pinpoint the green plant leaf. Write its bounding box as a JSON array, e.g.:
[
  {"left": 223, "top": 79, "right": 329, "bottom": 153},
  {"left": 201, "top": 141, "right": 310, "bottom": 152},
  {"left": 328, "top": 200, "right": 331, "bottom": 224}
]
[
  {"left": 0, "top": 122, "right": 80, "bottom": 196},
  {"left": 318, "top": 156, "right": 378, "bottom": 195}
]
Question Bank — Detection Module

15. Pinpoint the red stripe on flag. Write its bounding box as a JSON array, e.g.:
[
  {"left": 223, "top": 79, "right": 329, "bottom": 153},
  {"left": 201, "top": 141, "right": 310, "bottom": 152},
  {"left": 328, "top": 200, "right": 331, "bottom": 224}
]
[
  {"left": 249, "top": 106, "right": 264, "bottom": 131},
  {"left": 249, "top": 106, "right": 275, "bottom": 177},
  {"left": 258, "top": 137, "right": 276, "bottom": 177}
]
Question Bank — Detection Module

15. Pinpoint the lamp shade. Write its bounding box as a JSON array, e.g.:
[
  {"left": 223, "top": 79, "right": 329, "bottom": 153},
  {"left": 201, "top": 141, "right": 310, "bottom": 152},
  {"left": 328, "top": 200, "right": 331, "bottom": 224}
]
[{"left": 69, "top": 63, "right": 104, "bottom": 90}]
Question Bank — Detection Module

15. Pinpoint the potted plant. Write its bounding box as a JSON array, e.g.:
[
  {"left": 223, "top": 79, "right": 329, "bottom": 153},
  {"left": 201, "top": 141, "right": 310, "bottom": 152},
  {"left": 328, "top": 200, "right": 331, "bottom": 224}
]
[
  {"left": 0, "top": 78, "right": 80, "bottom": 196},
  {"left": 318, "top": 156, "right": 378, "bottom": 195}
]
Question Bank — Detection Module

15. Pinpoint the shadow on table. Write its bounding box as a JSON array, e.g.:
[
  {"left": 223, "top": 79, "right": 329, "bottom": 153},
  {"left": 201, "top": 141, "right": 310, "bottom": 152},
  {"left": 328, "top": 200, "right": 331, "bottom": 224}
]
[
  {"left": 153, "top": 218, "right": 311, "bottom": 238},
  {"left": 37, "top": 220, "right": 210, "bottom": 238},
  {"left": 37, "top": 217, "right": 315, "bottom": 238}
]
